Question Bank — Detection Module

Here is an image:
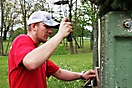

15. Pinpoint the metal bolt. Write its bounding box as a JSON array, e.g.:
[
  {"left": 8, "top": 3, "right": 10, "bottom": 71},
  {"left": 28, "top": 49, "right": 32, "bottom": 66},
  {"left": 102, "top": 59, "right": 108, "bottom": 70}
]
[{"left": 123, "top": 19, "right": 132, "bottom": 28}]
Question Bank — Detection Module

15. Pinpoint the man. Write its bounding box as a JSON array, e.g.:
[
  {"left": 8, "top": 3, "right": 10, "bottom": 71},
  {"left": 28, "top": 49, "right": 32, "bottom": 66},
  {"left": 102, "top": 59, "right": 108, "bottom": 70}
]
[{"left": 8, "top": 11, "right": 96, "bottom": 88}]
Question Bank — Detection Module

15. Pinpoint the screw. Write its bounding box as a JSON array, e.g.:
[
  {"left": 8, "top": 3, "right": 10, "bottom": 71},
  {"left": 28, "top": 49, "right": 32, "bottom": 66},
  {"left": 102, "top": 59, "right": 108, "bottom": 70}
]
[{"left": 123, "top": 20, "right": 132, "bottom": 28}]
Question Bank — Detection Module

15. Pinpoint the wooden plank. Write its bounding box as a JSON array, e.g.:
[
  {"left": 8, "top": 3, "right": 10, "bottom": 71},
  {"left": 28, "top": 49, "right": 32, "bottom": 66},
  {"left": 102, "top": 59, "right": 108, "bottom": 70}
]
[{"left": 92, "top": 67, "right": 100, "bottom": 88}]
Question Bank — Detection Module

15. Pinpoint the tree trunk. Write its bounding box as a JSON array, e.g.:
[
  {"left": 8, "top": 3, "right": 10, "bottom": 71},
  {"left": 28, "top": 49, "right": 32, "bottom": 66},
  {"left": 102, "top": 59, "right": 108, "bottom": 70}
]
[
  {"left": 23, "top": 0, "right": 27, "bottom": 34},
  {"left": 90, "top": 2, "right": 97, "bottom": 52},
  {"left": 82, "top": 29, "right": 84, "bottom": 53},
  {"left": 19, "top": 0, "right": 27, "bottom": 34},
  {"left": 69, "top": 0, "right": 74, "bottom": 54},
  {"left": 3, "top": 26, "right": 9, "bottom": 41},
  {"left": 90, "top": 31, "right": 94, "bottom": 52},
  {"left": 0, "top": 0, "right": 4, "bottom": 55},
  {"left": 74, "top": 0, "right": 78, "bottom": 54}
]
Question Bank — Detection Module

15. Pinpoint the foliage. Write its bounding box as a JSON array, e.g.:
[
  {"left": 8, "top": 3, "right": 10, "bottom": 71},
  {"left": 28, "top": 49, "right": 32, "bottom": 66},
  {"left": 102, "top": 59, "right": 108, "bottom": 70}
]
[
  {"left": 52, "top": 45, "right": 68, "bottom": 55},
  {"left": 10, "top": 27, "right": 24, "bottom": 41},
  {"left": 74, "top": 1, "right": 98, "bottom": 34},
  {"left": 49, "top": 28, "right": 58, "bottom": 38},
  {"left": 88, "top": 0, "right": 132, "bottom": 17}
]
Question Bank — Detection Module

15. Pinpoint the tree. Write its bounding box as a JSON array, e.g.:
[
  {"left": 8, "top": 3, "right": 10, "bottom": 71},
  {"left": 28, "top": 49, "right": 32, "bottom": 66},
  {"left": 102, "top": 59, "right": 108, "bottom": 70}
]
[
  {"left": 11, "top": 27, "right": 24, "bottom": 41},
  {"left": 89, "top": 0, "right": 132, "bottom": 17},
  {"left": 18, "top": 0, "right": 50, "bottom": 34},
  {"left": 76, "top": 0, "right": 98, "bottom": 52},
  {"left": 73, "top": 0, "right": 78, "bottom": 54},
  {"left": 0, "top": 0, "right": 23, "bottom": 55},
  {"left": 0, "top": 0, "right": 52, "bottom": 55},
  {"left": 68, "top": 0, "right": 74, "bottom": 54},
  {"left": 3, "top": 1, "right": 18, "bottom": 41},
  {"left": 0, "top": 0, "right": 4, "bottom": 55},
  {"left": 33, "top": 0, "right": 49, "bottom": 11},
  {"left": 18, "top": 0, "right": 27, "bottom": 34}
]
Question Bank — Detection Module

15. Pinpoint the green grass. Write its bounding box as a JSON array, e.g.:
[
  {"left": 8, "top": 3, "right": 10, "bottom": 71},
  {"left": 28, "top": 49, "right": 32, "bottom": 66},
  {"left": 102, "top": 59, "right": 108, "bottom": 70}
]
[
  {"left": 48, "top": 52, "right": 93, "bottom": 88},
  {"left": 0, "top": 56, "right": 9, "bottom": 88},
  {"left": 0, "top": 39, "right": 93, "bottom": 88},
  {"left": 47, "top": 40, "right": 93, "bottom": 88},
  {"left": 50, "top": 53, "right": 93, "bottom": 71}
]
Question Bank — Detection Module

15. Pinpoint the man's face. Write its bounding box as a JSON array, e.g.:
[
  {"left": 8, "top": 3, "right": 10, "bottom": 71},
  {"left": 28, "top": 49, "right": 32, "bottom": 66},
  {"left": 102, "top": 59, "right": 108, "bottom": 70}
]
[{"left": 35, "top": 22, "right": 52, "bottom": 43}]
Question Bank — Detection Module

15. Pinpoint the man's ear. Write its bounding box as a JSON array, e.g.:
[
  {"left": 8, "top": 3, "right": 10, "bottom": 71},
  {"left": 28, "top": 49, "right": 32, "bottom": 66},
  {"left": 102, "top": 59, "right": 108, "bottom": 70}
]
[{"left": 31, "top": 23, "right": 37, "bottom": 30}]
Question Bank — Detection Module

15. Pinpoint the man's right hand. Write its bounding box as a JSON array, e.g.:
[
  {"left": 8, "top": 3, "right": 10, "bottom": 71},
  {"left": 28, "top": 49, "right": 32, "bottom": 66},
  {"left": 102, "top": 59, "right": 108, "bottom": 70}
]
[{"left": 58, "top": 17, "right": 72, "bottom": 38}]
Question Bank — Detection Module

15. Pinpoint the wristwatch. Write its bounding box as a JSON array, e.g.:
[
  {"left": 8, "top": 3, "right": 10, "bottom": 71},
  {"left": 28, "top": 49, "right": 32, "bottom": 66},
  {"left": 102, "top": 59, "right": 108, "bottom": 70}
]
[{"left": 80, "top": 71, "right": 86, "bottom": 79}]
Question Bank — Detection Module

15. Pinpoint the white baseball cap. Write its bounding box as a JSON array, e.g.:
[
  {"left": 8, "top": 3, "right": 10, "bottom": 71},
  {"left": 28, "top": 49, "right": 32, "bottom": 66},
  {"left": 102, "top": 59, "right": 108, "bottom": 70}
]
[{"left": 27, "top": 11, "right": 59, "bottom": 26}]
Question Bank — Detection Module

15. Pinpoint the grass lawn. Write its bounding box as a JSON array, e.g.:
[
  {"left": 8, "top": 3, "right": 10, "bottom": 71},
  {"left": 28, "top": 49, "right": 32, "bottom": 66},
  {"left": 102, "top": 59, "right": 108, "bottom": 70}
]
[
  {"left": 0, "top": 39, "right": 93, "bottom": 88},
  {"left": 50, "top": 53, "right": 93, "bottom": 72},
  {"left": 0, "top": 56, "right": 9, "bottom": 88}
]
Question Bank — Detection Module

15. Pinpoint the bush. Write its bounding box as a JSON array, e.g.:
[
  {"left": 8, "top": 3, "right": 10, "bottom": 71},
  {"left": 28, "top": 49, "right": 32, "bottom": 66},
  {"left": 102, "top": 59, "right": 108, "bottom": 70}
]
[
  {"left": 10, "top": 28, "right": 24, "bottom": 41},
  {"left": 53, "top": 45, "right": 68, "bottom": 55}
]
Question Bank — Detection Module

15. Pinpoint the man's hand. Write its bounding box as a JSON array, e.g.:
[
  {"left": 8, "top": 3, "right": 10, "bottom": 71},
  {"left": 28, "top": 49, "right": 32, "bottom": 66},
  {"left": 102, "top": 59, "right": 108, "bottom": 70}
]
[
  {"left": 81, "top": 69, "right": 96, "bottom": 80},
  {"left": 58, "top": 17, "right": 72, "bottom": 38}
]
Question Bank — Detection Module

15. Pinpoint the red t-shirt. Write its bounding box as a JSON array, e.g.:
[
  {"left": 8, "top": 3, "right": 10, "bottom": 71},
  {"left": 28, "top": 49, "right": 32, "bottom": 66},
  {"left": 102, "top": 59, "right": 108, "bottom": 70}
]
[{"left": 8, "top": 34, "right": 59, "bottom": 88}]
